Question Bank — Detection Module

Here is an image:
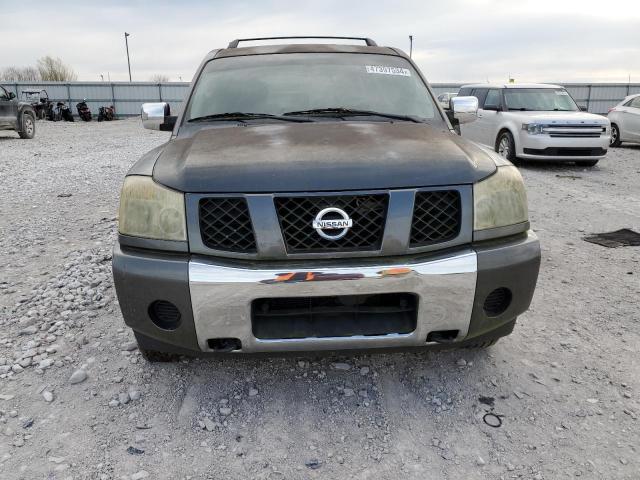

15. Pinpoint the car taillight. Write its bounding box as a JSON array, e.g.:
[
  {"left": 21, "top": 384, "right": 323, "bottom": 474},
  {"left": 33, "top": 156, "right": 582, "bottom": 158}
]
[{"left": 608, "top": 107, "right": 615, "bottom": 113}]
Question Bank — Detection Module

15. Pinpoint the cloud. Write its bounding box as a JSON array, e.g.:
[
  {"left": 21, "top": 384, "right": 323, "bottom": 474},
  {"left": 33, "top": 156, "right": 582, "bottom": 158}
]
[{"left": 1, "top": 0, "right": 638, "bottom": 82}]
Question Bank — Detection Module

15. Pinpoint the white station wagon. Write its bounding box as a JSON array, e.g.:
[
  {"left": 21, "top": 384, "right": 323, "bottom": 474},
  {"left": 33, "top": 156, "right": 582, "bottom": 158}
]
[{"left": 458, "top": 83, "right": 610, "bottom": 166}]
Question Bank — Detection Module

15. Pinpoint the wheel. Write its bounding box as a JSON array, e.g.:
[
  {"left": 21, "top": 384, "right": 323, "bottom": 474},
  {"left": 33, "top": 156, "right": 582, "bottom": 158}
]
[
  {"left": 463, "top": 338, "right": 498, "bottom": 349},
  {"left": 610, "top": 124, "right": 621, "bottom": 147},
  {"left": 457, "top": 319, "right": 516, "bottom": 350},
  {"left": 18, "top": 113, "right": 36, "bottom": 139},
  {"left": 576, "top": 160, "right": 599, "bottom": 167},
  {"left": 496, "top": 131, "right": 516, "bottom": 161},
  {"left": 139, "top": 347, "right": 178, "bottom": 362},
  {"left": 134, "top": 332, "right": 180, "bottom": 362}
]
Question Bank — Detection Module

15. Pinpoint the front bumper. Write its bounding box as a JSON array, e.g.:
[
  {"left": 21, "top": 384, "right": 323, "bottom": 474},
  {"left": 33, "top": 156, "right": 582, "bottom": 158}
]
[
  {"left": 112, "top": 231, "right": 540, "bottom": 354},
  {"left": 516, "top": 131, "right": 609, "bottom": 160}
]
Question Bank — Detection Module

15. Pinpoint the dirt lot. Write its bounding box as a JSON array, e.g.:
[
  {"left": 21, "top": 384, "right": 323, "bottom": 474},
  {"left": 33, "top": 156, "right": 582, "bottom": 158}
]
[{"left": 0, "top": 119, "right": 638, "bottom": 480}]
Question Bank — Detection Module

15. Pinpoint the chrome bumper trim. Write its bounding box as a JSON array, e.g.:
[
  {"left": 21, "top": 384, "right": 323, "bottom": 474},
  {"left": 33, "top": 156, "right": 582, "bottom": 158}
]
[{"left": 188, "top": 250, "right": 477, "bottom": 352}]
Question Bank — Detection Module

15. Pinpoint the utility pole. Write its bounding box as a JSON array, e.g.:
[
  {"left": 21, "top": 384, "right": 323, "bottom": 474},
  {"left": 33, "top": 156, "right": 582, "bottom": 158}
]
[
  {"left": 124, "top": 32, "right": 132, "bottom": 82},
  {"left": 409, "top": 35, "right": 413, "bottom": 58}
]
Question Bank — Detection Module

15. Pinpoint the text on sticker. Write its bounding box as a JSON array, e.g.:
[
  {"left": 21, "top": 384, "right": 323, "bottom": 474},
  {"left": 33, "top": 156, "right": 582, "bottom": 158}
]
[{"left": 365, "top": 66, "right": 411, "bottom": 77}]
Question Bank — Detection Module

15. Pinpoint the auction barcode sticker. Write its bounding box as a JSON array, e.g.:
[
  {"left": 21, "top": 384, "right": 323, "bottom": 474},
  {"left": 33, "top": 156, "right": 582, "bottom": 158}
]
[{"left": 365, "top": 66, "right": 411, "bottom": 76}]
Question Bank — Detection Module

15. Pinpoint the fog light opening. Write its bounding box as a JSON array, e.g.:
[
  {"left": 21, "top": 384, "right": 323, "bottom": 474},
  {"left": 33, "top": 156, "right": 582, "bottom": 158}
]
[
  {"left": 483, "top": 288, "right": 512, "bottom": 317},
  {"left": 148, "top": 300, "right": 181, "bottom": 330},
  {"left": 207, "top": 338, "right": 242, "bottom": 352}
]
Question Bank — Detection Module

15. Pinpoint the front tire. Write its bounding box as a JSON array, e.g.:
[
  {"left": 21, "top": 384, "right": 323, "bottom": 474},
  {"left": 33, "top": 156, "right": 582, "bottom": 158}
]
[
  {"left": 610, "top": 124, "right": 621, "bottom": 147},
  {"left": 463, "top": 338, "right": 498, "bottom": 349},
  {"left": 134, "top": 332, "right": 180, "bottom": 362},
  {"left": 18, "top": 113, "right": 36, "bottom": 139},
  {"left": 459, "top": 319, "right": 516, "bottom": 350},
  {"left": 576, "top": 160, "right": 599, "bottom": 167},
  {"left": 496, "top": 131, "right": 516, "bottom": 161}
]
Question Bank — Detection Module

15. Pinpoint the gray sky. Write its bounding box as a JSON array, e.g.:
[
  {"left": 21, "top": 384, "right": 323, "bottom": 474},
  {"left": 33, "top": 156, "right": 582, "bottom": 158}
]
[{"left": 3, "top": 0, "right": 639, "bottom": 83}]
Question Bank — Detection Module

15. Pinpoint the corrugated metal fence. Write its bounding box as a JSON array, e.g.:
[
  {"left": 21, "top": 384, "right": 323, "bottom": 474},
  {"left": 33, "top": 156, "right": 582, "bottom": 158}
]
[
  {"left": 6, "top": 82, "right": 189, "bottom": 117},
  {"left": 6, "top": 81, "right": 640, "bottom": 116}
]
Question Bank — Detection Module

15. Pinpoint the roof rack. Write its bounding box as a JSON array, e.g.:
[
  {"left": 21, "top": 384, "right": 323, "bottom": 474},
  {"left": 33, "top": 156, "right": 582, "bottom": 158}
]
[{"left": 227, "top": 36, "right": 378, "bottom": 49}]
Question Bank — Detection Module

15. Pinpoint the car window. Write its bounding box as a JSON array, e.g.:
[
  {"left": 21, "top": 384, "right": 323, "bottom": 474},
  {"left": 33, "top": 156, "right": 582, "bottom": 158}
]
[
  {"left": 630, "top": 97, "right": 640, "bottom": 109},
  {"left": 0, "top": 86, "right": 9, "bottom": 100},
  {"left": 472, "top": 88, "right": 488, "bottom": 106},
  {"left": 503, "top": 88, "right": 579, "bottom": 111},
  {"left": 458, "top": 88, "right": 471, "bottom": 96},
  {"left": 186, "top": 53, "right": 443, "bottom": 123},
  {"left": 484, "top": 89, "right": 501, "bottom": 109}
]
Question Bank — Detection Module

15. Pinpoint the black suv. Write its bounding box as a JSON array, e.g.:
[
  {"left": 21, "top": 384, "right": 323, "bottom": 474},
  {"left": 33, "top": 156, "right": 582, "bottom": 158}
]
[
  {"left": 0, "top": 85, "right": 36, "bottom": 139},
  {"left": 112, "top": 37, "right": 540, "bottom": 360}
]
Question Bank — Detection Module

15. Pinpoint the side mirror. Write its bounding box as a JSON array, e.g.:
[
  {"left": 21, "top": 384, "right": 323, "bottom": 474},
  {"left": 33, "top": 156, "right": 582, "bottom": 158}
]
[
  {"left": 8, "top": 92, "right": 16, "bottom": 100},
  {"left": 141, "top": 102, "right": 176, "bottom": 131},
  {"left": 451, "top": 96, "right": 478, "bottom": 124},
  {"left": 579, "top": 105, "right": 588, "bottom": 112}
]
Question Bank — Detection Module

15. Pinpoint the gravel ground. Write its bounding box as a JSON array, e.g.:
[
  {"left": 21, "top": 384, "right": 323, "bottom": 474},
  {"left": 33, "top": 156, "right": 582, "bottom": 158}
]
[{"left": 0, "top": 119, "right": 639, "bottom": 480}]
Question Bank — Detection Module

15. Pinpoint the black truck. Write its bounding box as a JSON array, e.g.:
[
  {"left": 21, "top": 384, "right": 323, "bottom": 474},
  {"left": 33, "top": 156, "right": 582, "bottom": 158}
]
[
  {"left": 0, "top": 85, "right": 36, "bottom": 139},
  {"left": 112, "top": 36, "right": 541, "bottom": 360}
]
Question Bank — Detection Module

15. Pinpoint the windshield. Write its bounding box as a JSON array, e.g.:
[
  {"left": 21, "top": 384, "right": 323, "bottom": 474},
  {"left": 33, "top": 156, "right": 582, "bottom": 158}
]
[
  {"left": 503, "top": 88, "right": 579, "bottom": 111},
  {"left": 185, "top": 53, "right": 442, "bottom": 123}
]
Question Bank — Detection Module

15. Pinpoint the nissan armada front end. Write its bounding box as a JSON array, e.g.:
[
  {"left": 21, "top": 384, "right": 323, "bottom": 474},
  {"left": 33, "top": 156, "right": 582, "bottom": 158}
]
[{"left": 112, "top": 37, "right": 540, "bottom": 359}]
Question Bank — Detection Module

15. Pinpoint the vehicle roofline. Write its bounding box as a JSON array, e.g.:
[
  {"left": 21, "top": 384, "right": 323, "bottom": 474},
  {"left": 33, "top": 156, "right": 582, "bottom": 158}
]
[
  {"left": 227, "top": 36, "right": 379, "bottom": 48},
  {"left": 203, "top": 44, "right": 404, "bottom": 61},
  {"left": 460, "top": 83, "right": 565, "bottom": 89}
]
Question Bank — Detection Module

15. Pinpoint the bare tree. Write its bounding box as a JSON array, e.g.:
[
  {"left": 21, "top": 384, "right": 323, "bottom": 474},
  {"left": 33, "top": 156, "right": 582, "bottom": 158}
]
[
  {"left": 37, "top": 56, "right": 77, "bottom": 81},
  {"left": 150, "top": 74, "right": 170, "bottom": 83},
  {"left": 0, "top": 66, "right": 41, "bottom": 81}
]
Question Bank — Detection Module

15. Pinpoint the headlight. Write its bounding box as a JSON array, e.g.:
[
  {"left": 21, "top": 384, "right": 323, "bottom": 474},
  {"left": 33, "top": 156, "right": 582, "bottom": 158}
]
[
  {"left": 522, "top": 123, "right": 543, "bottom": 135},
  {"left": 474, "top": 166, "right": 528, "bottom": 232},
  {"left": 118, "top": 176, "right": 187, "bottom": 241}
]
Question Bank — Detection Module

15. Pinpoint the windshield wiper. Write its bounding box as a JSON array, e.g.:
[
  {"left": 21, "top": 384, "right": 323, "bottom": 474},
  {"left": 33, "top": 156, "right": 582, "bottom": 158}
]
[
  {"left": 188, "top": 112, "right": 312, "bottom": 123},
  {"left": 283, "top": 107, "right": 424, "bottom": 123},
  {"left": 508, "top": 107, "right": 533, "bottom": 111}
]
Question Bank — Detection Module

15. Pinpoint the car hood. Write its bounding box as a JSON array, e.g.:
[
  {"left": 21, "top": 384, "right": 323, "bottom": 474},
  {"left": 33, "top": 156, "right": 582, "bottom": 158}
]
[
  {"left": 153, "top": 122, "right": 497, "bottom": 193},
  {"left": 511, "top": 111, "right": 609, "bottom": 125}
]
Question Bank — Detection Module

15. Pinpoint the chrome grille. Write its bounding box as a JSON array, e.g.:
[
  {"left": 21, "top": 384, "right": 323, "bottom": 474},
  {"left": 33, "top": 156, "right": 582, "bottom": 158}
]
[
  {"left": 275, "top": 194, "right": 388, "bottom": 253},
  {"left": 190, "top": 187, "right": 468, "bottom": 258},
  {"left": 542, "top": 125, "right": 606, "bottom": 138}
]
